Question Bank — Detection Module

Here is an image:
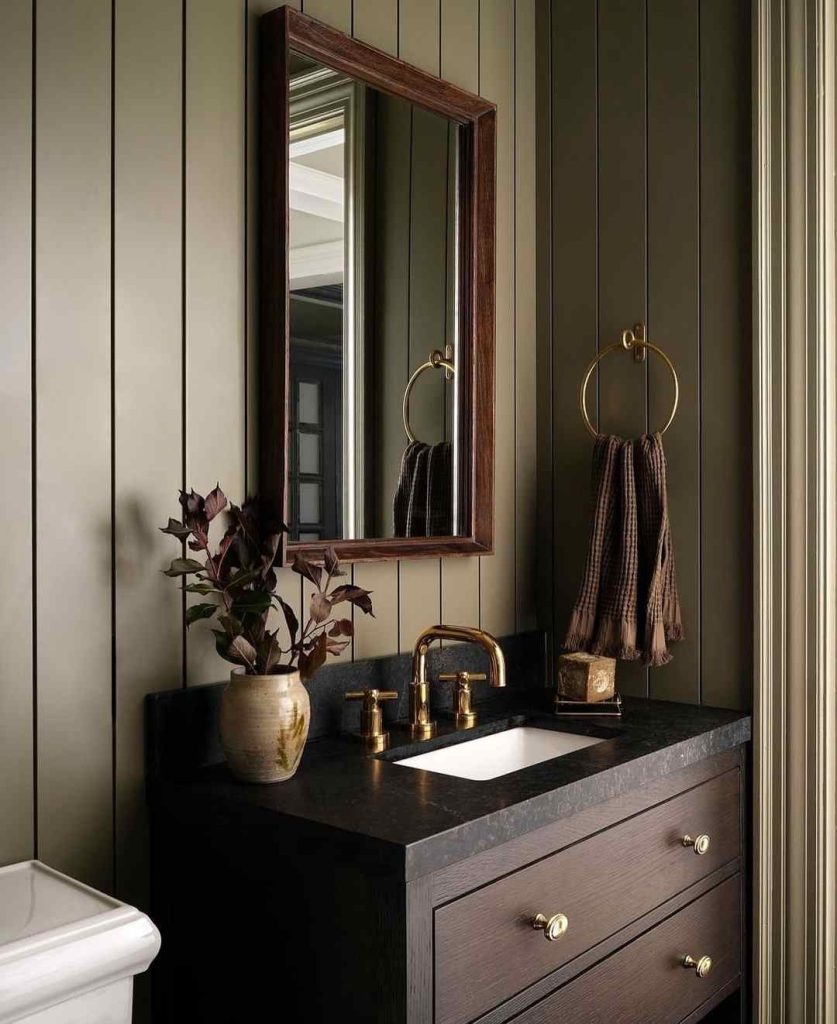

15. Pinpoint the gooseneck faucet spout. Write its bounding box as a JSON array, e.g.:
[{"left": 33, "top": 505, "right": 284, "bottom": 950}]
[{"left": 408, "top": 625, "right": 506, "bottom": 739}]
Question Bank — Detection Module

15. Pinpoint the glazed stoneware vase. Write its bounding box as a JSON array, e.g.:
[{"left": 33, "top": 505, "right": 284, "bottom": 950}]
[{"left": 220, "top": 667, "right": 310, "bottom": 783}]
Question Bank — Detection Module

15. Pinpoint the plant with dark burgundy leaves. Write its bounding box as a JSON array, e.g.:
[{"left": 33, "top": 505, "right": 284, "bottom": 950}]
[{"left": 160, "top": 486, "right": 373, "bottom": 680}]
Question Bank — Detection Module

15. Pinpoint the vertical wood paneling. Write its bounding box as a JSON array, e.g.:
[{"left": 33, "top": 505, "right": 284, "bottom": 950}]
[
  {"left": 353, "top": 0, "right": 397, "bottom": 53},
  {"left": 185, "top": 0, "right": 246, "bottom": 685},
  {"left": 353, "top": 0, "right": 403, "bottom": 657},
  {"left": 551, "top": 0, "right": 598, "bottom": 659},
  {"left": 479, "top": 0, "right": 516, "bottom": 637},
  {"left": 514, "top": 0, "right": 537, "bottom": 632},
  {"left": 551, "top": 0, "right": 751, "bottom": 709},
  {"left": 303, "top": 0, "right": 351, "bottom": 30},
  {"left": 398, "top": 0, "right": 443, "bottom": 647},
  {"left": 440, "top": 0, "right": 480, "bottom": 630},
  {"left": 113, "top": 0, "right": 183, "bottom": 909},
  {"left": 699, "top": 0, "right": 752, "bottom": 709},
  {"left": 647, "top": 0, "right": 700, "bottom": 702},
  {"left": 534, "top": 0, "right": 553, "bottom": 641},
  {"left": 596, "top": 0, "right": 648, "bottom": 698},
  {"left": 0, "top": 0, "right": 34, "bottom": 866},
  {"left": 35, "top": 0, "right": 113, "bottom": 889}
]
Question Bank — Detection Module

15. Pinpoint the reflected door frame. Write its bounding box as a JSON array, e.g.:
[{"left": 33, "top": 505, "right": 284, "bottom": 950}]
[{"left": 289, "top": 61, "right": 368, "bottom": 539}]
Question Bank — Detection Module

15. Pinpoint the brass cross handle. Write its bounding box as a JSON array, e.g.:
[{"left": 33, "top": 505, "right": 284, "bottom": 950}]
[
  {"left": 345, "top": 689, "right": 398, "bottom": 750},
  {"left": 532, "top": 912, "right": 569, "bottom": 942},
  {"left": 439, "top": 672, "right": 487, "bottom": 728}
]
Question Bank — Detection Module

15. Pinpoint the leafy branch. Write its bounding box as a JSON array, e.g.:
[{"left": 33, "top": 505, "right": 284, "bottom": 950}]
[{"left": 160, "top": 486, "right": 373, "bottom": 680}]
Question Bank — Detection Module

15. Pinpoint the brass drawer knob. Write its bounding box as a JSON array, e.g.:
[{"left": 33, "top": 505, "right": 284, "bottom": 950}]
[
  {"left": 532, "top": 912, "right": 569, "bottom": 941},
  {"left": 682, "top": 954, "right": 713, "bottom": 978},
  {"left": 682, "top": 833, "right": 711, "bottom": 856}
]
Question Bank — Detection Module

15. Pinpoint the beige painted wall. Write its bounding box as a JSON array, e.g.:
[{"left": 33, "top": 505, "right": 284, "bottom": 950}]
[{"left": 0, "top": 0, "right": 538, "bottom": 911}]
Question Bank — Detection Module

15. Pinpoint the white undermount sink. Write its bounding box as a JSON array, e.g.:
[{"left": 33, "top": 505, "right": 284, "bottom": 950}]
[{"left": 394, "top": 726, "right": 604, "bottom": 781}]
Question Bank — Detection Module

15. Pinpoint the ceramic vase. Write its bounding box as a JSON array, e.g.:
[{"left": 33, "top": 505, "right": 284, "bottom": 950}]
[{"left": 219, "top": 667, "right": 310, "bottom": 783}]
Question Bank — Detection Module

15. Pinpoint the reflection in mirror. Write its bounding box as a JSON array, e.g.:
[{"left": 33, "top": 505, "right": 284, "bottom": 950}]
[{"left": 287, "top": 51, "right": 465, "bottom": 544}]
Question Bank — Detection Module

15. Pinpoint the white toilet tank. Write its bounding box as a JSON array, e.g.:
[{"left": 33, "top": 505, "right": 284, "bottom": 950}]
[{"left": 0, "top": 861, "right": 161, "bottom": 1023}]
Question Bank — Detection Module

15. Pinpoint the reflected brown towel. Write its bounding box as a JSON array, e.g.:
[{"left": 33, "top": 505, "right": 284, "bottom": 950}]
[{"left": 564, "top": 432, "right": 682, "bottom": 667}]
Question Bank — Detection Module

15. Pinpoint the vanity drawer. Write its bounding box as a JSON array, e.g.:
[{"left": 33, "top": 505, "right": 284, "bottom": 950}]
[
  {"left": 434, "top": 769, "right": 740, "bottom": 1024},
  {"left": 510, "top": 873, "right": 741, "bottom": 1024}
]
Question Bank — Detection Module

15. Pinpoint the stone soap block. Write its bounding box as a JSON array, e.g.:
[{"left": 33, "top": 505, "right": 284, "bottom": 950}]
[{"left": 557, "top": 653, "right": 616, "bottom": 702}]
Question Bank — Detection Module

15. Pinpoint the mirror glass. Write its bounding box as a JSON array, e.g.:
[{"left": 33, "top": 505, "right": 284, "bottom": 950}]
[{"left": 287, "top": 51, "right": 466, "bottom": 543}]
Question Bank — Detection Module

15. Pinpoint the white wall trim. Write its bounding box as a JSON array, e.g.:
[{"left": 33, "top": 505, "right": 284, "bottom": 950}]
[{"left": 754, "top": 0, "right": 837, "bottom": 1019}]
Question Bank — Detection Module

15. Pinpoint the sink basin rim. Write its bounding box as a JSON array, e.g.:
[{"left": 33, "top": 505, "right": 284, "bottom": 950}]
[{"left": 392, "top": 725, "right": 605, "bottom": 781}]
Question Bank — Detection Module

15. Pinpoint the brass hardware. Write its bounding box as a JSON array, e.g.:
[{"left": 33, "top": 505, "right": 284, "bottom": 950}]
[
  {"left": 682, "top": 833, "right": 711, "bottom": 856},
  {"left": 408, "top": 626, "right": 506, "bottom": 737},
  {"left": 345, "top": 689, "right": 398, "bottom": 751},
  {"left": 439, "top": 671, "right": 487, "bottom": 728},
  {"left": 628, "top": 321, "right": 646, "bottom": 361},
  {"left": 402, "top": 349, "right": 456, "bottom": 443},
  {"left": 578, "top": 324, "right": 680, "bottom": 438},
  {"left": 682, "top": 954, "right": 713, "bottom": 978},
  {"left": 532, "top": 912, "right": 569, "bottom": 942}
]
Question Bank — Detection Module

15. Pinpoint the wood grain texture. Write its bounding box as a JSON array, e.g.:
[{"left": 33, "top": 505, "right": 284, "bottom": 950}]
[
  {"left": 435, "top": 769, "right": 741, "bottom": 1024},
  {"left": 113, "top": 0, "right": 183, "bottom": 910},
  {"left": 35, "top": 0, "right": 113, "bottom": 890},
  {"left": 699, "top": 0, "right": 752, "bottom": 710},
  {"left": 647, "top": 0, "right": 700, "bottom": 702},
  {"left": 0, "top": 0, "right": 34, "bottom": 866},
  {"left": 250, "top": 0, "right": 303, "bottom": 632},
  {"left": 510, "top": 874, "right": 741, "bottom": 1024},
  {"left": 478, "top": 0, "right": 515, "bottom": 637},
  {"left": 429, "top": 748, "right": 742, "bottom": 904},
  {"left": 185, "top": 0, "right": 246, "bottom": 685},
  {"left": 397, "top": 0, "right": 443, "bottom": 648}
]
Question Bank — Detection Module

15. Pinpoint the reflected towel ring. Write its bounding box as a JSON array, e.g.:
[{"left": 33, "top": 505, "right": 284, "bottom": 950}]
[
  {"left": 579, "top": 328, "right": 679, "bottom": 438},
  {"left": 402, "top": 349, "right": 456, "bottom": 443}
]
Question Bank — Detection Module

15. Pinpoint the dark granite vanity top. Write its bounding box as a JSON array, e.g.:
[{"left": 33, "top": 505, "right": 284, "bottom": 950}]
[{"left": 147, "top": 678, "right": 750, "bottom": 880}]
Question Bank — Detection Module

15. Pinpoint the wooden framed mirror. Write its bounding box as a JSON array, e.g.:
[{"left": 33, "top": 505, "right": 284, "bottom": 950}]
[{"left": 259, "top": 6, "right": 495, "bottom": 563}]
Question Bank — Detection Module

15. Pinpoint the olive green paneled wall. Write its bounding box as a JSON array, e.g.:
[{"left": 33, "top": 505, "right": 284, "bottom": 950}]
[
  {"left": 0, "top": 0, "right": 538, "bottom": 918},
  {"left": 545, "top": 0, "right": 753, "bottom": 710}
]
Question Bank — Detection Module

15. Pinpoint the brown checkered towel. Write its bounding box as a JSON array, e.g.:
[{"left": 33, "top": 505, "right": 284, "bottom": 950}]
[{"left": 564, "top": 432, "right": 682, "bottom": 666}]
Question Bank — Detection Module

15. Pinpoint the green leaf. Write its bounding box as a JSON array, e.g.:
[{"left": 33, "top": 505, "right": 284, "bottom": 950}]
[
  {"left": 184, "top": 581, "right": 220, "bottom": 595},
  {"left": 231, "top": 591, "right": 272, "bottom": 616},
  {"left": 163, "top": 557, "right": 205, "bottom": 577},
  {"left": 185, "top": 602, "right": 217, "bottom": 627},
  {"left": 159, "top": 517, "right": 192, "bottom": 540}
]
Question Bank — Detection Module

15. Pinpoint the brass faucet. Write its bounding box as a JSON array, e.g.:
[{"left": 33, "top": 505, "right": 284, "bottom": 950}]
[{"left": 408, "top": 625, "right": 507, "bottom": 739}]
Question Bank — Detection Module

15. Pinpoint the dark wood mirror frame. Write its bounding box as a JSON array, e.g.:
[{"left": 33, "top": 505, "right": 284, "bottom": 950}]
[{"left": 259, "top": 5, "right": 496, "bottom": 564}]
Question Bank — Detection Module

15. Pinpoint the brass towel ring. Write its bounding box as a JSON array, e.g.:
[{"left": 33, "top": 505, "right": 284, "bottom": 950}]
[
  {"left": 402, "top": 349, "right": 456, "bottom": 443},
  {"left": 579, "top": 328, "right": 679, "bottom": 438}
]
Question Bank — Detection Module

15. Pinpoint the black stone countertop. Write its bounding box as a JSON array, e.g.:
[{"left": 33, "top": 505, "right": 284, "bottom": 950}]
[{"left": 149, "top": 690, "right": 751, "bottom": 881}]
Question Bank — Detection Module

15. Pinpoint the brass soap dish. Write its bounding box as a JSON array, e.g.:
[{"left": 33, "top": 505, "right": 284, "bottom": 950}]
[{"left": 554, "top": 694, "right": 623, "bottom": 718}]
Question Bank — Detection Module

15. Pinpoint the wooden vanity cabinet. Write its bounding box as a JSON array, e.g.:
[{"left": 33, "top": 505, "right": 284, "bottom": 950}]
[
  {"left": 416, "top": 745, "right": 746, "bottom": 1024},
  {"left": 150, "top": 745, "right": 747, "bottom": 1023}
]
